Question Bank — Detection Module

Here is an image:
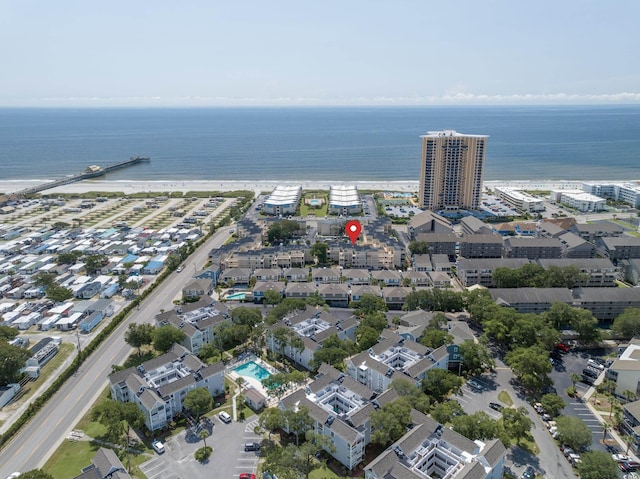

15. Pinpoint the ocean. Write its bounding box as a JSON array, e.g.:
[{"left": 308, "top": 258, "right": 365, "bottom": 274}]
[{"left": 0, "top": 106, "right": 639, "bottom": 182}]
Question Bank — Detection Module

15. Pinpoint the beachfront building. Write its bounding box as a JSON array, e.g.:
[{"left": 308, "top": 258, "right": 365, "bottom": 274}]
[
  {"left": 549, "top": 190, "right": 606, "bottom": 212},
  {"left": 109, "top": 343, "right": 225, "bottom": 431},
  {"left": 418, "top": 130, "right": 488, "bottom": 211},
  {"left": 495, "top": 187, "right": 545, "bottom": 212},
  {"left": 329, "top": 185, "right": 361, "bottom": 216},
  {"left": 582, "top": 182, "right": 640, "bottom": 208},
  {"left": 365, "top": 409, "right": 506, "bottom": 479},
  {"left": 263, "top": 185, "right": 302, "bottom": 216}
]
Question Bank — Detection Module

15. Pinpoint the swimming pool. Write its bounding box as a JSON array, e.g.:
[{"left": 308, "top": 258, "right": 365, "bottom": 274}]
[
  {"left": 226, "top": 292, "right": 246, "bottom": 300},
  {"left": 234, "top": 361, "right": 272, "bottom": 381},
  {"left": 309, "top": 199, "right": 321, "bottom": 206}
]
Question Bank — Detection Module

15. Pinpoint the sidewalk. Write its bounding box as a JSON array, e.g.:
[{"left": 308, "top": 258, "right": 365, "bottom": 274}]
[{"left": 581, "top": 380, "right": 639, "bottom": 462}]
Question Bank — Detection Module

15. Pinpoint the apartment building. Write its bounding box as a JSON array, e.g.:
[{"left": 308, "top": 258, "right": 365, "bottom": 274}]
[
  {"left": 365, "top": 409, "right": 506, "bottom": 479},
  {"left": 345, "top": 331, "right": 448, "bottom": 393},
  {"left": 503, "top": 237, "right": 563, "bottom": 260},
  {"left": 456, "top": 258, "right": 530, "bottom": 287},
  {"left": 109, "top": 344, "right": 225, "bottom": 431},
  {"left": 458, "top": 234, "right": 504, "bottom": 259}
]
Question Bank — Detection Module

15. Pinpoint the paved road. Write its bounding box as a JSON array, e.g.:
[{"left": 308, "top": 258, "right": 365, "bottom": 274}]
[
  {"left": 457, "top": 359, "right": 577, "bottom": 479},
  {"left": 0, "top": 226, "right": 234, "bottom": 477}
]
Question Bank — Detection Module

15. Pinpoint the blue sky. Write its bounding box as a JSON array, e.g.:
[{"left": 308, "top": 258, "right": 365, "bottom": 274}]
[{"left": 1, "top": 0, "right": 639, "bottom": 106}]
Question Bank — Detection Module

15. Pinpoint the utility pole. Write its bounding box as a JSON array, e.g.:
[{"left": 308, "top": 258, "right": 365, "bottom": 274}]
[{"left": 76, "top": 328, "right": 81, "bottom": 352}]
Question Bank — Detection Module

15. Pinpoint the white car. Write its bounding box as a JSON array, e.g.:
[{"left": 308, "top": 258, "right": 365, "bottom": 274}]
[
  {"left": 176, "top": 266, "right": 184, "bottom": 273},
  {"left": 152, "top": 440, "right": 165, "bottom": 454},
  {"left": 6, "top": 473, "right": 21, "bottom": 479},
  {"left": 613, "top": 454, "right": 632, "bottom": 462}
]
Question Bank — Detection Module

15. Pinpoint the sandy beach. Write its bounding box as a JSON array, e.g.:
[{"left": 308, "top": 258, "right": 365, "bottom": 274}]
[{"left": 0, "top": 178, "right": 623, "bottom": 196}]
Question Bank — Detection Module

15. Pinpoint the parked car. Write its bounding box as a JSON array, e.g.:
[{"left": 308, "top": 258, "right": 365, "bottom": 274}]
[
  {"left": 534, "top": 403, "right": 545, "bottom": 414},
  {"left": 176, "top": 265, "right": 184, "bottom": 273},
  {"left": 244, "top": 442, "right": 261, "bottom": 452},
  {"left": 489, "top": 402, "right": 504, "bottom": 412},
  {"left": 152, "top": 440, "right": 165, "bottom": 454},
  {"left": 583, "top": 368, "right": 599, "bottom": 379},
  {"left": 468, "top": 379, "right": 483, "bottom": 391},
  {"left": 239, "top": 475, "right": 256, "bottom": 479},
  {"left": 588, "top": 359, "right": 605, "bottom": 370},
  {"left": 561, "top": 446, "right": 575, "bottom": 457},
  {"left": 557, "top": 343, "right": 570, "bottom": 352},
  {"left": 218, "top": 411, "right": 232, "bottom": 423},
  {"left": 613, "top": 454, "right": 632, "bottom": 462},
  {"left": 521, "top": 465, "right": 535, "bottom": 479}
]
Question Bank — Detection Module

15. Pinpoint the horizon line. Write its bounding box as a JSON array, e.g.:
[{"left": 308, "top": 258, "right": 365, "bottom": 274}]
[{"left": 2, "top": 92, "right": 640, "bottom": 108}]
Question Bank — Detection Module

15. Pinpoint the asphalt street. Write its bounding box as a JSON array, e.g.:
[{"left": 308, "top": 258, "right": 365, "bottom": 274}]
[
  {"left": 0, "top": 225, "right": 234, "bottom": 477},
  {"left": 456, "top": 359, "right": 577, "bottom": 479}
]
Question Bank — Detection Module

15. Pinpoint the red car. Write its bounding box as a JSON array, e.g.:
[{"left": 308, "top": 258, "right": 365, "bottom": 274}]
[
  {"left": 239, "top": 475, "right": 256, "bottom": 479},
  {"left": 556, "top": 343, "right": 570, "bottom": 352}
]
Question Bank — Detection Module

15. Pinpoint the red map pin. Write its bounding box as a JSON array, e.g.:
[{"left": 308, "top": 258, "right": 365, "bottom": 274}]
[{"left": 345, "top": 220, "right": 362, "bottom": 245}]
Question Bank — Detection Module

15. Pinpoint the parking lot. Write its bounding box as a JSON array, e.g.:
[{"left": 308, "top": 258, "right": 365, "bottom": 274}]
[{"left": 139, "top": 415, "right": 263, "bottom": 479}]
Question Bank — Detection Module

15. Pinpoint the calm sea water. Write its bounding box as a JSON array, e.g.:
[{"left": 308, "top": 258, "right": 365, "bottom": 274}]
[{"left": 0, "top": 106, "right": 639, "bottom": 182}]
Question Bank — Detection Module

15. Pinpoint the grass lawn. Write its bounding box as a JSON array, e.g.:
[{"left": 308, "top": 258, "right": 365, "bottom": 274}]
[
  {"left": 309, "top": 466, "right": 350, "bottom": 479},
  {"left": 44, "top": 440, "right": 102, "bottom": 479},
  {"left": 498, "top": 390, "right": 514, "bottom": 406}
]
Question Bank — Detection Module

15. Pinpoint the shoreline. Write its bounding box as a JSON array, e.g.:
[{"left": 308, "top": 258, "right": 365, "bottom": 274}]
[{"left": 0, "top": 178, "right": 637, "bottom": 196}]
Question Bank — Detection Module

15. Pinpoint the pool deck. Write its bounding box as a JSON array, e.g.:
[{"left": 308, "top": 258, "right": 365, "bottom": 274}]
[{"left": 226, "top": 356, "right": 280, "bottom": 406}]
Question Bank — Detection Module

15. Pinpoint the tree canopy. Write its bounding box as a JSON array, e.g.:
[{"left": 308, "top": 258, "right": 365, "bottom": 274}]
[
  {"left": 0, "top": 341, "right": 31, "bottom": 385},
  {"left": 612, "top": 308, "right": 640, "bottom": 338},
  {"left": 152, "top": 325, "right": 185, "bottom": 353},
  {"left": 267, "top": 220, "right": 302, "bottom": 244},
  {"left": 555, "top": 415, "right": 592, "bottom": 451},
  {"left": 505, "top": 345, "right": 552, "bottom": 394},
  {"left": 451, "top": 411, "right": 499, "bottom": 441},
  {"left": 576, "top": 451, "right": 620, "bottom": 479},
  {"left": 421, "top": 369, "right": 464, "bottom": 402},
  {"left": 184, "top": 387, "right": 213, "bottom": 419},
  {"left": 124, "top": 323, "right": 154, "bottom": 355},
  {"left": 370, "top": 397, "right": 413, "bottom": 446}
]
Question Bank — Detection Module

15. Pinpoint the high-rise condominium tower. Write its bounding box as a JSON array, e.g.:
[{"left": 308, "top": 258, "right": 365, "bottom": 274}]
[{"left": 418, "top": 130, "right": 488, "bottom": 210}]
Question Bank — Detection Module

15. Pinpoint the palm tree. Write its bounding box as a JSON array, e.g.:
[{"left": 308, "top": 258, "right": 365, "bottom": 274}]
[
  {"left": 570, "top": 373, "right": 581, "bottom": 389},
  {"left": 610, "top": 396, "right": 620, "bottom": 419},
  {"left": 199, "top": 429, "right": 210, "bottom": 449},
  {"left": 623, "top": 389, "right": 636, "bottom": 404},
  {"left": 235, "top": 376, "right": 245, "bottom": 392},
  {"left": 602, "top": 422, "right": 611, "bottom": 443},
  {"left": 624, "top": 435, "right": 635, "bottom": 455}
]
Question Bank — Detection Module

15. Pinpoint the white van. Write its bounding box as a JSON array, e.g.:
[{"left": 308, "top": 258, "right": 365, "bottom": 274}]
[{"left": 219, "top": 411, "right": 232, "bottom": 423}]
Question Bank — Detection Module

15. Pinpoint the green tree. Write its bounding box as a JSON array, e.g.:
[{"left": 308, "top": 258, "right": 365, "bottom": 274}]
[
  {"left": 0, "top": 341, "right": 31, "bottom": 385},
  {"left": 152, "top": 325, "right": 186, "bottom": 353},
  {"left": 283, "top": 406, "right": 313, "bottom": 446},
  {"left": 540, "top": 393, "right": 567, "bottom": 417},
  {"left": 510, "top": 313, "right": 560, "bottom": 350},
  {"left": 32, "top": 272, "right": 57, "bottom": 290},
  {"left": 576, "top": 451, "right": 619, "bottom": 479},
  {"left": 421, "top": 369, "right": 464, "bottom": 402},
  {"left": 570, "top": 308, "right": 600, "bottom": 343},
  {"left": 408, "top": 241, "right": 430, "bottom": 255},
  {"left": 464, "top": 289, "right": 499, "bottom": 323},
  {"left": 612, "top": 308, "right": 640, "bottom": 338},
  {"left": 310, "top": 242, "right": 328, "bottom": 264},
  {"left": 263, "top": 290, "right": 283, "bottom": 306},
  {"left": 556, "top": 415, "right": 592, "bottom": 451},
  {"left": 57, "top": 251, "right": 83, "bottom": 264},
  {"left": 311, "top": 333, "right": 358, "bottom": 370},
  {"left": 267, "top": 220, "right": 301, "bottom": 244},
  {"left": 46, "top": 284, "right": 73, "bottom": 302},
  {"left": 452, "top": 411, "right": 498, "bottom": 441},
  {"left": 391, "top": 379, "right": 431, "bottom": 413},
  {"left": 199, "top": 429, "right": 210, "bottom": 448},
  {"left": 274, "top": 431, "right": 335, "bottom": 479},
  {"left": 91, "top": 399, "right": 127, "bottom": 444},
  {"left": 184, "top": 387, "right": 213, "bottom": 420},
  {"left": 0, "top": 325, "right": 19, "bottom": 341},
  {"left": 502, "top": 407, "right": 532, "bottom": 445},
  {"left": 356, "top": 326, "right": 382, "bottom": 350},
  {"left": 124, "top": 323, "right": 154, "bottom": 356},
  {"left": 459, "top": 340, "right": 495, "bottom": 376},
  {"left": 370, "top": 397, "right": 413, "bottom": 446},
  {"left": 431, "top": 400, "right": 464, "bottom": 424},
  {"left": 351, "top": 293, "right": 388, "bottom": 314},
  {"left": 420, "top": 329, "right": 453, "bottom": 349},
  {"left": 16, "top": 471, "right": 55, "bottom": 479},
  {"left": 258, "top": 407, "right": 286, "bottom": 439},
  {"left": 505, "top": 345, "right": 552, "bottom": 393},
  {"left": 194, "top": 446, "right": 212, "bottom": 463},
  {"left": 231, "top": 307, "right": 263, "bottom": 330},
  {"left": 84, "top": 254, "right": 105, "bottom": 275}
]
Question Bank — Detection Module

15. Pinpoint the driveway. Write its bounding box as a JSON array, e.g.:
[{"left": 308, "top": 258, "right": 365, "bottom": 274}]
[{"left": 139, "top": 416, "right": 263, "bottom": 479}]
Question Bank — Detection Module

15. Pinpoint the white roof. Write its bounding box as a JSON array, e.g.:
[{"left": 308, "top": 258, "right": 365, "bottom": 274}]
[
  {"left": 265, "top": 185, "right": 301, "bottom": 206},
  {"left": 421, "top": 130, "right": 489, "bottom": 139},
  {"left": 329, "top": 185, "right": 359, "bottom": 207}
]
